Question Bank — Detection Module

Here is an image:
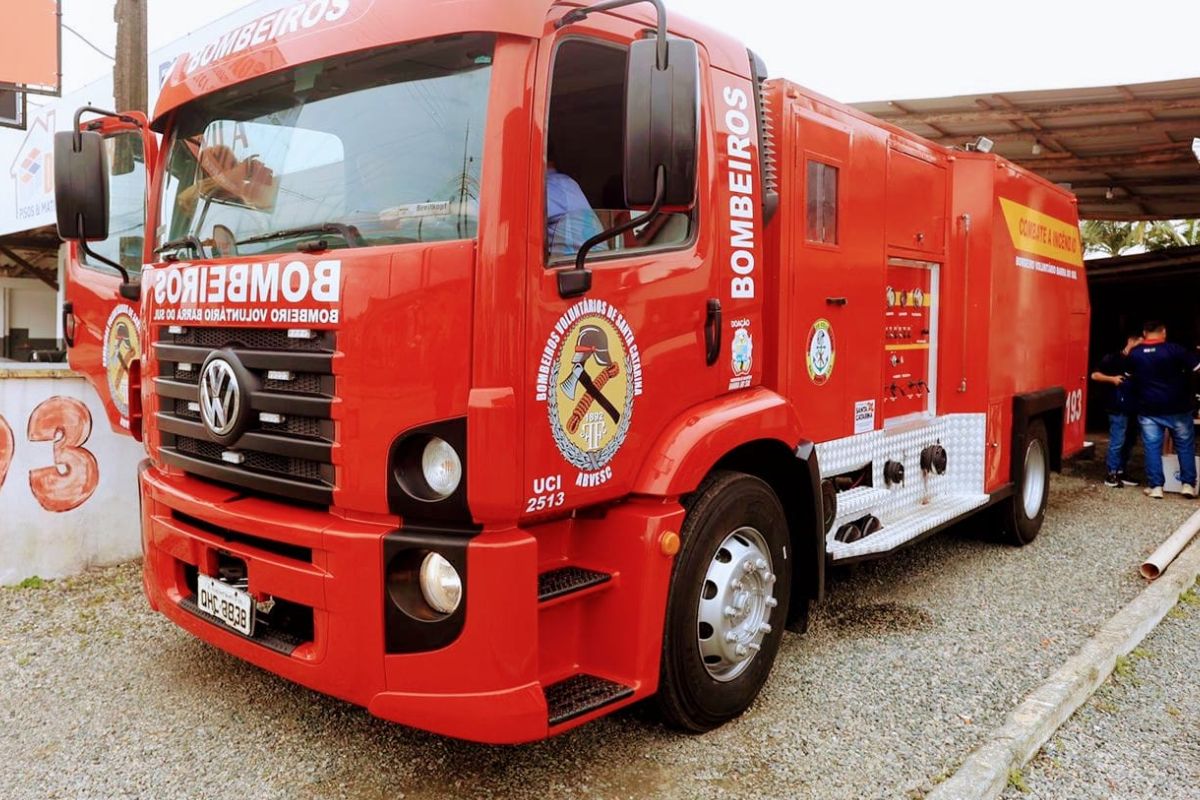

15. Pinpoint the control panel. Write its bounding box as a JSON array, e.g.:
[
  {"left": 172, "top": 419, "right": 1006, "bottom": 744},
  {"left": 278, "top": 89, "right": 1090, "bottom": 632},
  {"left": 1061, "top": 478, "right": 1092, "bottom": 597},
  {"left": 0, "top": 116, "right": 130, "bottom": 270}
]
[{"left": 883, "top": 259, "right": 938, "bottom": 420}]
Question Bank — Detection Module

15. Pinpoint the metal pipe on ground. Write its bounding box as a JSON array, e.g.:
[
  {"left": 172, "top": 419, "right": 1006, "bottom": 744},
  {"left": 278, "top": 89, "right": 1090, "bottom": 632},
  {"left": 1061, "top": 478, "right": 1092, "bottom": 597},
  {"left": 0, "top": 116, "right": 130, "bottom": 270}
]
[{"left": 1140, "top": 507, "right": 1200, "bottom": 580}]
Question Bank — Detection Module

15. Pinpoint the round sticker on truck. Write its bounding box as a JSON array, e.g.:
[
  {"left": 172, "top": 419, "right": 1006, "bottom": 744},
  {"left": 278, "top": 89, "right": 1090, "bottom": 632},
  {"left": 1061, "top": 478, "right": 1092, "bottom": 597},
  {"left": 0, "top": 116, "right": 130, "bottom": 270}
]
[
  {"left": 537, "top": 300, "right": 644, "bottom": 489},
  {"left": 806, "top": 318, "right": 835, "bottom": 385},
  {"left": 102, "top": 304, "right": 141, "bottom": 420}
]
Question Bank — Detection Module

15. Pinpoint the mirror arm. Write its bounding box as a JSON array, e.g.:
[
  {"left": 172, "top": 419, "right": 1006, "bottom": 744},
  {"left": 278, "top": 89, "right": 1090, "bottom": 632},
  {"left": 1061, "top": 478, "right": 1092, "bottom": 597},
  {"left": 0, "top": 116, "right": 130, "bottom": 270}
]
[
  {"left": 71, "top": 105, "right": 143, "bottom": 150},
  {"left": 556, "top": 0, "right": 669, "bottom": 68},
  {"left": 77, "top": 214, "right": 140, "bottom": 301},
  {"left": 557, "top": 166, "right": 665, "bottom": 299}
]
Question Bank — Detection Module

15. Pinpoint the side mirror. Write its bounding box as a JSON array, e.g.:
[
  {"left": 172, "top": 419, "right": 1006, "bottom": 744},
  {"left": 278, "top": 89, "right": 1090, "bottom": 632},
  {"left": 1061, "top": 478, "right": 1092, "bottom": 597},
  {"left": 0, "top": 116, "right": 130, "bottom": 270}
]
[
  {"left": 624, "top": 37, "right": 700, "bottom": 209},
  {"left": 54, "top": 130, "right": 110, "bottom": 241}
]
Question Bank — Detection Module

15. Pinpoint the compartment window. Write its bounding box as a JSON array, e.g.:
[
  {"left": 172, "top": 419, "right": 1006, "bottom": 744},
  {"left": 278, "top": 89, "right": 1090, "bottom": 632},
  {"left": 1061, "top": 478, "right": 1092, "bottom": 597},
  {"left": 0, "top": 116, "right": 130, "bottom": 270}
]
[{"left": 806, "top": 160, "right": 839, "bottom": 244}]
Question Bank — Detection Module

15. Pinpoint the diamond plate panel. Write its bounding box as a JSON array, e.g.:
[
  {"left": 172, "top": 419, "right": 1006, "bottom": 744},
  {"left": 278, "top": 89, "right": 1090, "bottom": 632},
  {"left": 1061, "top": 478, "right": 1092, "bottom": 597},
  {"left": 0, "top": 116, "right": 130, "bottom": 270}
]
[{"left": 818, "top": 414, "right": 988, "bottom": 557}]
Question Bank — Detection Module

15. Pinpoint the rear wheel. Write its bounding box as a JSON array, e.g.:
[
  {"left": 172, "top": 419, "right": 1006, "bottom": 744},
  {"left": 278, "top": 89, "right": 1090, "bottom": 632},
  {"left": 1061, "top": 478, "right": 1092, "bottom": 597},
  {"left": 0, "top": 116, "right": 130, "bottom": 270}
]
[
  {"left": 1002, "top": 419, "right": 1050, "bottom": 545},
  {"left": 656, "top": 471, "right": 791, "bottom": 732}
]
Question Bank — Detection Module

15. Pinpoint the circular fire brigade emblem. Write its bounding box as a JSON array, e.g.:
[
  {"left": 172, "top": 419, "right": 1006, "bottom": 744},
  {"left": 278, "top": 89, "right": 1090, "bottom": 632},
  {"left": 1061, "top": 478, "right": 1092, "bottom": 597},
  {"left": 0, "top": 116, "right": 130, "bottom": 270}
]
[
  {"left": 101, "top": 304, "right": 141, "bottom": 419},
  {"left": 731, "top": 327, "right": 753, "bottom": 376},
  {"left": 806, "top": 318, "right": 835, "bottom": 386},
  {"left": 538, "top": 300, "right": 644, "bottom": 486}
]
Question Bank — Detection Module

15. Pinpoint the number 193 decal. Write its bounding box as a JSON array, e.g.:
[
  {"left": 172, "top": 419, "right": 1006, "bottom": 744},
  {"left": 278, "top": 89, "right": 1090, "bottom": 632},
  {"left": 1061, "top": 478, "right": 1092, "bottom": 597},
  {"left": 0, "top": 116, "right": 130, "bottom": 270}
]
[{"left": 1065, "top": 389, "right": 1083, "bottom": 425}]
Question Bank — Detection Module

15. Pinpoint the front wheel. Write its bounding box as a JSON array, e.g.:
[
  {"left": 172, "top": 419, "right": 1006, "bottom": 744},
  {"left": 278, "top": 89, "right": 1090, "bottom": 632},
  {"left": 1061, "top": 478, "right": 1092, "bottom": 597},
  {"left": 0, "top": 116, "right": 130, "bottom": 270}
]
[
  {"left": 656, "top": 471, "right": 791, "bottom": 732},
  {"left": 1001, "top": 419, "right": 1050, "bottom": 545}
]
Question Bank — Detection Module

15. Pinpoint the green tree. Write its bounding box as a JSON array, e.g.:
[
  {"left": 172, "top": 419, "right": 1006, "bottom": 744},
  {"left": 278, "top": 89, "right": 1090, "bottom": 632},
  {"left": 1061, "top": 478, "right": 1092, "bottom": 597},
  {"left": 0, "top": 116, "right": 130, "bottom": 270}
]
[
  {"left": 1080, "top": 220, "right": 1149, "bottom": 257},
  {"left": 1144, "top": 219, "right": 1200, "bottom": 251}
]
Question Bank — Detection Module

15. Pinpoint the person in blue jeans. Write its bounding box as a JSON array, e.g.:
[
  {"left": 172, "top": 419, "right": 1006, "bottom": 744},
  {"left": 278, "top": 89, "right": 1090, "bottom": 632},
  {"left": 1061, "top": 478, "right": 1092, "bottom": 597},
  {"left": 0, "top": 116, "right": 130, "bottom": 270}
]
[
  {"left": 1127, "top": 321, "right": 1200, "bottom": 499},
  {"left": 1090, "top": 332, "right": 1143, "bottom": 487}
]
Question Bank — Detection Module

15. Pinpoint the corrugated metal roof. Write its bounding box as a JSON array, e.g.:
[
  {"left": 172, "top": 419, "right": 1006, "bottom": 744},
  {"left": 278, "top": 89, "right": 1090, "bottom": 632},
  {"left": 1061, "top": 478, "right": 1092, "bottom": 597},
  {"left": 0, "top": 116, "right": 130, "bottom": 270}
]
[
  {"left": 0, "top": 223, "right": 59, "bottom": 286},
  {"left": 853, "top": 78, "right": 1200, "bottom": 220}
]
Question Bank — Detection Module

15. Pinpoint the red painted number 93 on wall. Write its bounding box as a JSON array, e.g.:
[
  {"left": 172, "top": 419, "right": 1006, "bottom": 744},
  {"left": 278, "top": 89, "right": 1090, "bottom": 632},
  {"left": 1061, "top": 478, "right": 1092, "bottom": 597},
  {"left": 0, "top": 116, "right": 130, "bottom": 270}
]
[{"left": 0, "top": 396, "right": 100, "bottom": 512}]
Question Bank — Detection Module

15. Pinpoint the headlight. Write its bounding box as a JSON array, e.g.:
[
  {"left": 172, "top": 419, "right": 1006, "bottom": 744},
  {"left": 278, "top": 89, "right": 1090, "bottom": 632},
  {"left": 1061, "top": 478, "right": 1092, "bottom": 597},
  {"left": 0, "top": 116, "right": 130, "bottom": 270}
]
[
  {"left": 396, "top": 434, "right": 465, "bottom": 503},
  {"left": 418, "top": 552, "right": 462, "bottom": 615},
  {"left": 421, "top": 437, "right": 462, "bottom": 499}
]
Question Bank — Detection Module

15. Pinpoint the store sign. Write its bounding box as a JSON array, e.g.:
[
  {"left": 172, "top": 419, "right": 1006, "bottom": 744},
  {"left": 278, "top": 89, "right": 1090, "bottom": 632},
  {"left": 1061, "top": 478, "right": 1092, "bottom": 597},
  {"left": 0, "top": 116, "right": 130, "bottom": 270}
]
[{"left": 7, "top": 108, "right": 55, "bottom": 225}]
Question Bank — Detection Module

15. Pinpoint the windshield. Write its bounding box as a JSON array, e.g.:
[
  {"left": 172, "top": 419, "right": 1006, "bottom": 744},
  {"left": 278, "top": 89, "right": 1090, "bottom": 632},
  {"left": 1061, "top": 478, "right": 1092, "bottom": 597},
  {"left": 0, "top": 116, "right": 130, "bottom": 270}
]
[{"left": 157, "top": 34, "right": 494, "bottom": 258}]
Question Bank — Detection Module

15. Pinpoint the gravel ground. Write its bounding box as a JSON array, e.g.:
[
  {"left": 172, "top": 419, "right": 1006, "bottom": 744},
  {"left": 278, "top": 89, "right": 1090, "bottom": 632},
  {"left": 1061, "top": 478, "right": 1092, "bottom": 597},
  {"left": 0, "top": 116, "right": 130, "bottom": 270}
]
[
  {"left": 1, "top": 455, "right": 1196, "bottom": 800},
  {"left": 1000, "top": 581, "right": 1200, "bottom": 800}
]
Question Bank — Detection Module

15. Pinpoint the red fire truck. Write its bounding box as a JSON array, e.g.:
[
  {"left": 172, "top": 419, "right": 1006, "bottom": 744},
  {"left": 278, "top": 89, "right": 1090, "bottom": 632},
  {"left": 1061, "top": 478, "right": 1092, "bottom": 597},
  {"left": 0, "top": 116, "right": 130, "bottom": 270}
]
[{"left": 53, "top": 0, "right": 1088, "bottom": 743}]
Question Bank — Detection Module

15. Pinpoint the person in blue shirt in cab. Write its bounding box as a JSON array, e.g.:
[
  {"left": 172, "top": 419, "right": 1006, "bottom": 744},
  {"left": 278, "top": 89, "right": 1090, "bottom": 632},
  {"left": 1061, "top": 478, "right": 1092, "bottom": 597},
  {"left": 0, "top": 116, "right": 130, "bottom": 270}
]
[
  {"left": 545, "top": 142, "right": 607, "bottom": 260},
  {"left": 1127, "top": 320, "right": 1200, "bottom": 499},
  {"left": 1090, "top": 331, "right": 1143, "bottom": 488}
]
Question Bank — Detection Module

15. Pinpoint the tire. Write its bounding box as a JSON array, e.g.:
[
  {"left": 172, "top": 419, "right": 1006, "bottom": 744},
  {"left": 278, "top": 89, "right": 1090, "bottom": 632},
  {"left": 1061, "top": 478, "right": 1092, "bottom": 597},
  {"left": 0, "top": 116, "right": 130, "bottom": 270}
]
[
  {"left": 656, "top": 470, "right": 792, "bottom": 732},
  {"left": 1002, "top": 418, "right": 1050, "bottom": 546}
]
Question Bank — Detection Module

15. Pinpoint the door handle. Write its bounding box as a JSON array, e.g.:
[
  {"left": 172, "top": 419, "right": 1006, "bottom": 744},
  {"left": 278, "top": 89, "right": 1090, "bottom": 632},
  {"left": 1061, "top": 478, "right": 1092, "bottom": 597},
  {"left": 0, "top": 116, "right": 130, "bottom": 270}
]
[
  {"left": 825, "top": 296, "right": 848, "bottom": 306},
  {"left": 705, "top": 298, "right": 722, "bottom": 366},
  {"left": 61, "top": 302, "right": 76, "bottom": 348}
]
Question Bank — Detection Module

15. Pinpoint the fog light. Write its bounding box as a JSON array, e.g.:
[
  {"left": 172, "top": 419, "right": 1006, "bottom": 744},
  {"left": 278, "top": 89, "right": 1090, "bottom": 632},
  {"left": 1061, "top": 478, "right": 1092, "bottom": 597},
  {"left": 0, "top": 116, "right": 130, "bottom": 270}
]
[
  {"left": 419, "top": 552, "right": 462, "bottom": 614},
  {"left": 421, "top": 437, "right": 462, "bottom": 499}
]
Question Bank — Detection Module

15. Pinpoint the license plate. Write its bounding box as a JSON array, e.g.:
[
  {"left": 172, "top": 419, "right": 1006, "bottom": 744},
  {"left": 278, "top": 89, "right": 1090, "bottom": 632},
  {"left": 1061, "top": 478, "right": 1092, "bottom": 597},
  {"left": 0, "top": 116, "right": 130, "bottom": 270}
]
[{"left": 196, "top": 573, "right": 255, "bottom": 636}]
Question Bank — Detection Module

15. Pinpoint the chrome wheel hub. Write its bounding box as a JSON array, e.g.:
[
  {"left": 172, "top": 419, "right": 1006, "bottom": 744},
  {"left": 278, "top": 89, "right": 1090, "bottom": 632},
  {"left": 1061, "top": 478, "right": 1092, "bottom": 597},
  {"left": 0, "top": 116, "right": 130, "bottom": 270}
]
[
  {"left": 697, "top": 526, "right": 777, "bottom": 682},
  {"left": 1022, "top": 438, "right": 1047, "bottom": 519}
]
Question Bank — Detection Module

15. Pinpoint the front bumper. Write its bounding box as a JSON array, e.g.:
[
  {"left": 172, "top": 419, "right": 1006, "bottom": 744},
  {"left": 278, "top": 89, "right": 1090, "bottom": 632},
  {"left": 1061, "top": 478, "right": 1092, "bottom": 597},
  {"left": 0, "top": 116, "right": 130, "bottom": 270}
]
[{"left": 140, "top": 466, "right": 547, "bottom": 743}]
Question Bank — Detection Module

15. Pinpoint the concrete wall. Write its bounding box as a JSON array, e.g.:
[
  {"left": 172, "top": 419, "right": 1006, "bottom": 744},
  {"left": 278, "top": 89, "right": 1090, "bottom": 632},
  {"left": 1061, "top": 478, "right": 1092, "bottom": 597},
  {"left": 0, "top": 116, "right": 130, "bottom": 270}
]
[{"left": 0, "top": 366, "right": 144, "bottom": 585}]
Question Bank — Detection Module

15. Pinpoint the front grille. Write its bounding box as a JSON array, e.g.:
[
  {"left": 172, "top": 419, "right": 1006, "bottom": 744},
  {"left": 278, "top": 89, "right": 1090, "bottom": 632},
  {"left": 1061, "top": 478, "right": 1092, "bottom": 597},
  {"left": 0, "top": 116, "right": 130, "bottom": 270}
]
[
  {"left": 174, "top": 435, "right": 329, "bottom": 483},
  {"left": 170, "top": 326, "right": 333, "bottom": 352},
  {"left": 263, "top": 372, "right": 324, "bottom": 394},
  {"left": 173, "top": 399, "right": 200, "bottom": 419},
  {"left": 153, "top": 325, "right": 336, "bottom": 505}
]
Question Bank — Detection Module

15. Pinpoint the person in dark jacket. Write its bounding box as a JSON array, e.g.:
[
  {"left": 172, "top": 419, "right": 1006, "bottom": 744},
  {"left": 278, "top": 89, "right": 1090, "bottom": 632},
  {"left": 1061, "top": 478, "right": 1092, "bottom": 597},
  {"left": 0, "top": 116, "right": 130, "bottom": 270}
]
[
  {"left": 1090, "top": 332, "right": 1143, "bottom": 487},
  {"left": 1127, "top": 321, "right": 1200, "bottom": 499}
]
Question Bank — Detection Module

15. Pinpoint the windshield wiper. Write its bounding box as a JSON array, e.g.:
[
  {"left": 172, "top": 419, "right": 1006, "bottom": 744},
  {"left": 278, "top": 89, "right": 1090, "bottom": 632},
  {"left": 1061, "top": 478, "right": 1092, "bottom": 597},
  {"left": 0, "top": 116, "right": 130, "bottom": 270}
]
[
  {"left": 238, "top": 223, "right": 366, "bottom": 251},
  {"left": 154, "top": 235, "right": 206, "bottom": 262}
]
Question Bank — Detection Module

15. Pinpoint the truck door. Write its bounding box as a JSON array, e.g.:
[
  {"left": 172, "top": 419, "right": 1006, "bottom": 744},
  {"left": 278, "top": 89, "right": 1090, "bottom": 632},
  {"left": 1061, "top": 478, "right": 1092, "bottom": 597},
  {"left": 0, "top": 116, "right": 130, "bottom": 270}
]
[
  {"left": 522, "top": 26, "right": 723, "bottom": 514},
  {"left": 61, "top": 112, "right": 157, "bottom": 435},
  {"left": 786, "top": 109, "right": 868, "bottom": 442}
]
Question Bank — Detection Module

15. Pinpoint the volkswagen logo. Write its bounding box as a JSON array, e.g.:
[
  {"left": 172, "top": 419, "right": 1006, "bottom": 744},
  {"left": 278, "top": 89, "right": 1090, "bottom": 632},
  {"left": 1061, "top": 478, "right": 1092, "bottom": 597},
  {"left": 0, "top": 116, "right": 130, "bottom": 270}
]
[{"left": 199, "top": 357, "right": 241, "bottom": 438}]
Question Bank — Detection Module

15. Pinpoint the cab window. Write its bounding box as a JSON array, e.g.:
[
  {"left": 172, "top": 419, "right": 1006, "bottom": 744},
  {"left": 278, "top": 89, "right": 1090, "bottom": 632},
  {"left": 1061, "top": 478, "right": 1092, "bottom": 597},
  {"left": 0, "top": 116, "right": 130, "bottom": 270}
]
[
  {"left": 82, "top": 132, "right": 146, "bottom": 274},
  {"left": 544, "top": 38, "right": 693, "bottom": 264}
]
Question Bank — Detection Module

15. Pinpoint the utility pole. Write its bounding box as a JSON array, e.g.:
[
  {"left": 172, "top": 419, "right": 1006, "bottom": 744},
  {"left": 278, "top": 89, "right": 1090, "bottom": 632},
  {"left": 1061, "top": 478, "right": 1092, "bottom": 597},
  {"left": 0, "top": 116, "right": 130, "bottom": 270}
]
[{"left": 113, "top": 0, "right": 147, "bottom": 112}]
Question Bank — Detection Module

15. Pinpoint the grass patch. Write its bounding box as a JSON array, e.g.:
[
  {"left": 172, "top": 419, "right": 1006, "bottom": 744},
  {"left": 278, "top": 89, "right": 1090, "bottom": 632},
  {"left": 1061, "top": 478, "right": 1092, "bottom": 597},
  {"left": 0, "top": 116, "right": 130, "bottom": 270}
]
[
  {"left": 1007, "top": 768, "right": 1030, "bottom": 794},
  {"left": 1130, "top": 646, "right": 1153, "bottom": 660},
  {"left": 1167, "top": 606, "right": 1187, "bottom": 620},
  {"left": 1179, "top": 588, "right": 1200, "bottom": 607},
  {"left": 1165, "top": 705, "right": 1182, "bottom": 718},
  {"left": 1091, "top": 697, "right": 1118, "bottom": 713},
  {"left": 1113, "top": 654, "right": 1135, "bottom": 679},
  {"left": 15, "top": 576, "right": 45, "bottom": 590}
]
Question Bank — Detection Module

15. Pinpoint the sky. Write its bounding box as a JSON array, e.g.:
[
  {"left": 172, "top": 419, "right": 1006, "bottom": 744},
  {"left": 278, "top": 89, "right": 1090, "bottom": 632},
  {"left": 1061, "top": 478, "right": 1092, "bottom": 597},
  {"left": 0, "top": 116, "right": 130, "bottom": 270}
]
[{"left": 41, "top": 0, "right": 1200, "bottom": 106}]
